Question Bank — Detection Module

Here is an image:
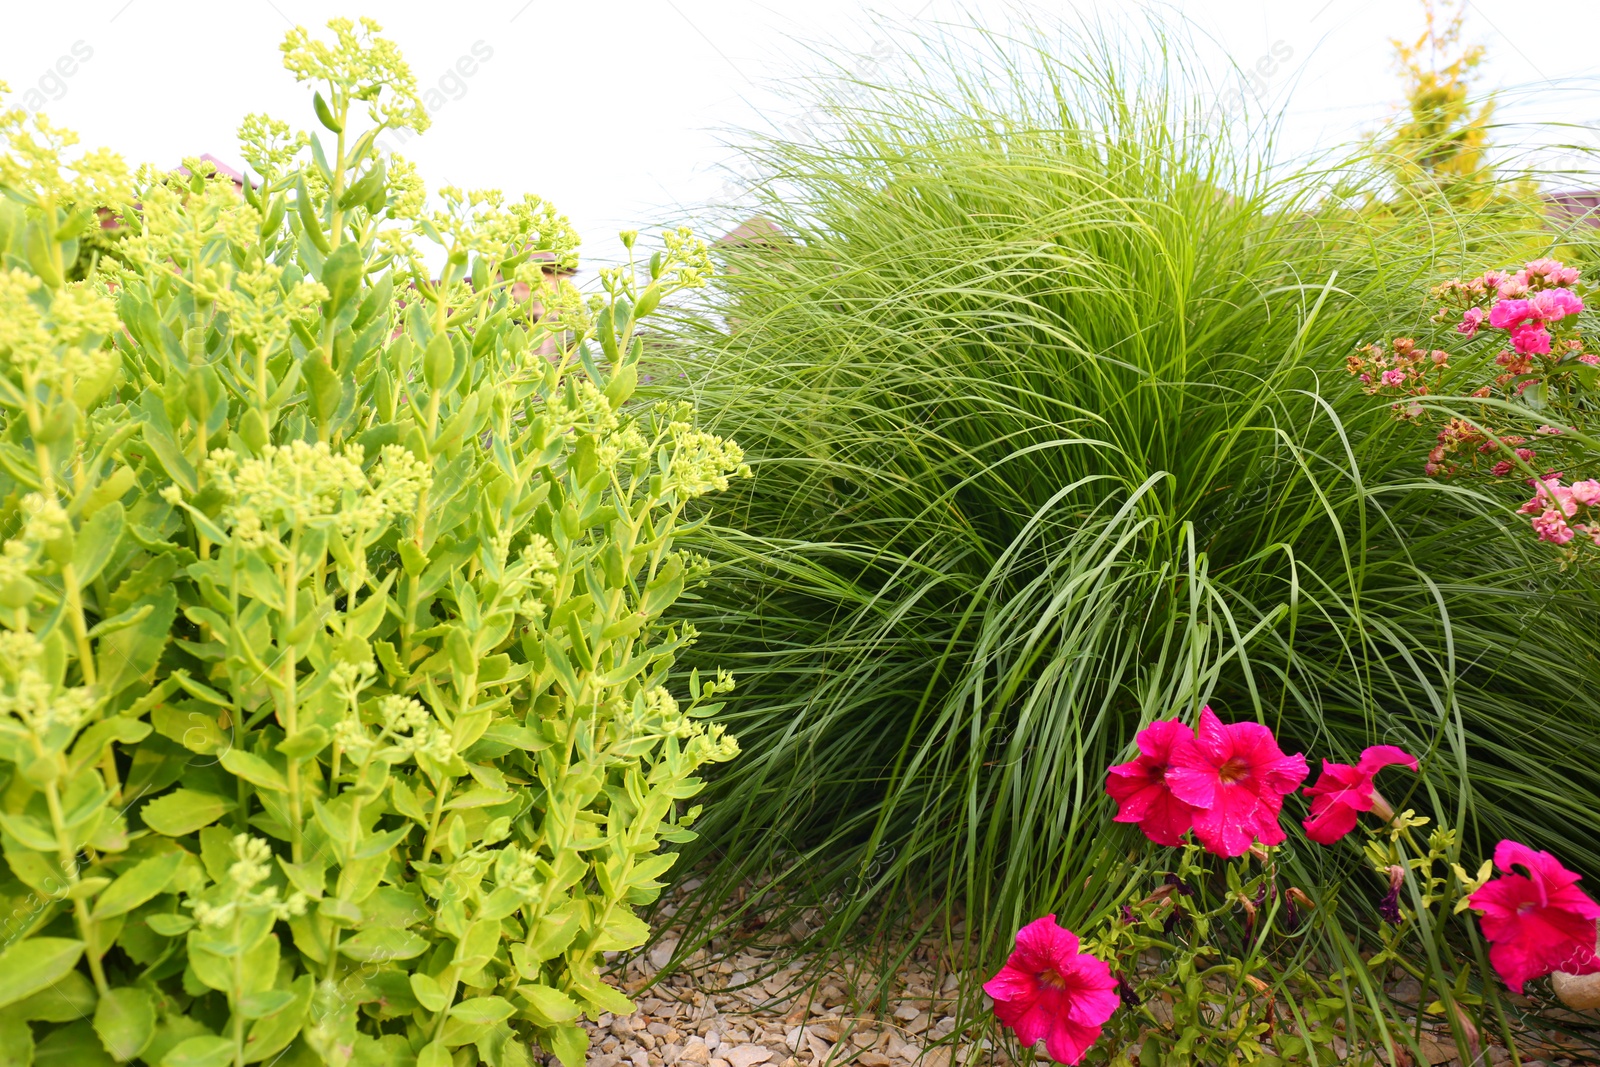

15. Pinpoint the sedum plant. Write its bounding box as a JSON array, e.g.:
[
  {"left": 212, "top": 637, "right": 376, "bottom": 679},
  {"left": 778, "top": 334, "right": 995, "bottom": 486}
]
[{"left": 0, "top": 17, "right": 743, "bottom": 1067}]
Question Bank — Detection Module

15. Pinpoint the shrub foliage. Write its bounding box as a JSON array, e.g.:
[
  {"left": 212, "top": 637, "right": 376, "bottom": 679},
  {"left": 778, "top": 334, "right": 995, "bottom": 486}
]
[{"left": 0, "top": 18, "right": 742, "bottom": 1067}]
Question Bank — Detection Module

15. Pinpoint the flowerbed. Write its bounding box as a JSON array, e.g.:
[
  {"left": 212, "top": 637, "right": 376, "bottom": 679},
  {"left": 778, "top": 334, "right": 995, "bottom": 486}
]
[{"left": 984, "top": 707, "right": 1600, "bottom": 1065}]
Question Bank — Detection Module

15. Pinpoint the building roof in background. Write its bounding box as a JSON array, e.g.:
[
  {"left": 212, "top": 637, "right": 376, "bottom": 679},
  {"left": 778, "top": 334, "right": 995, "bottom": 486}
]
[
  {"left": 1545, "top": 190, "right": 1600, "bottom": 227},
  {"left": 176, "top": 153, "right": 250, "bottom": 189}
]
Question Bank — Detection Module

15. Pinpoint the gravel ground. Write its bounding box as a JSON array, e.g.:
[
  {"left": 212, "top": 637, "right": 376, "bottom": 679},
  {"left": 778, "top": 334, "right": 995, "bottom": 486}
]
[{"left": 563, "top": 880, "right": 1599, "bottom": 1067}]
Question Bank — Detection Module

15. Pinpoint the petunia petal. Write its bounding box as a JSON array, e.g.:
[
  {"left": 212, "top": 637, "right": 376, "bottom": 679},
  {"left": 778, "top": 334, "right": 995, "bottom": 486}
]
[{"left": 1355, "top": 745, "right": 1418, "bottom": 776}]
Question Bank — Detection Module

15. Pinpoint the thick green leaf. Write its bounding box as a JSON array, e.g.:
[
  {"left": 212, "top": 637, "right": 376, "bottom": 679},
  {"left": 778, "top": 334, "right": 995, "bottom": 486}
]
[
  {"left": 337, "top": 927, "right": 428, "bottom": 962},
  {"left": 160, "top": 1035, "right": 233, "bottom": 1067},
  {"left": 71, "top": 503, "right": 124, "bottom": 587},
  {"left": 12, "top": 970, "right": 96, "bottom": 1022},
  {"left": 140, "top": 790, "right": 232, "bottom": 836},
  {"left": 219, "top": 750, "right": 289, "bottom": 793},
  {"left": 516, "top": 984, "right": 579, "bottom": 1026},
  {"left": 96, "top": 587, "right": 176, "bottom": 697},
  {"left": 90, "top": 852, "right": 183, "bottom": 920},
  {"left": 0, "top": 938, "right": 85, "bottom": 1010},
  {"left": 35, "top": 1021, "right": 113, "bottom": 1067},
  {"left": 242, "top": 975, "right": 312, "bottom": 1063},
  {"left": 0, "top": 1008, "right": 33, "bottom": 1067},
  {"left": 93, "top": 986, "right": 155, "bottom": 1062},
  {"left": 447, "top": 996, "right": 513, "bottom": 1025},
  {"left": 546, "top": 1023, "right": 587, "bottom": 1067}
]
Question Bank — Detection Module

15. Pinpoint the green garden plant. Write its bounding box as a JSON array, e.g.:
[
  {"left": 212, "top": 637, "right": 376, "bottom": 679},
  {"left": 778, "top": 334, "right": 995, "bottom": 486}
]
[{"left": 0, "top": 17, "right": 742, "bottom": 1067}]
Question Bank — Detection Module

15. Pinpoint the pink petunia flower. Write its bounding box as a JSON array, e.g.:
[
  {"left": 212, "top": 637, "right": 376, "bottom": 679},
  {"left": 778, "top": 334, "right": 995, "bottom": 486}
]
[
  {"left": 1457, "top": 307, "right": 1485, "bottom": 337},
  {"left": 1489, "top": 299, "right": 1534, "bottom": 330},
  {"left": 1532, "top": 508, "right": 1576, "bottom": 545},
  {"left": 984, "top": 916, "right": 1120, "bottom": 1065},
  {"left": 1510, "top": 322, "right": 1553, "bottom": 355},
  {"left": 1469, "top": 841, "right": 1600, "bottom": 994},
  {"left": 1105, "top": 719, "right": 1198, "bottom": 847},
  {"left": 1300, "top": 745, "right": 1418, "bottom": 845},
  {"left": 1165, "top": 708, "right": 1309, "bottom": 858},
  {"left": 1529, "top": 287, "right": 1584, "bottom": 322}
]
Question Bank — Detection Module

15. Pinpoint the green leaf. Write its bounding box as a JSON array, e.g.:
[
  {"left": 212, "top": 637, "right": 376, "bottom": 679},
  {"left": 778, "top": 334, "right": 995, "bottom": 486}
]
[
  {"left": 145, "top": 913, "right": 194, "bottom": 937},
  {"left": 547, "top": 1023, "right": 588, "bottom": 1067},
  {"left": 13, "top": 969, "right": 96, "bottom": 1021},
  {"left": 423, "top": 334, "right": 455, "bottom": 391},
  {"left": 96, "top": 587, "right": 177, "bottom": 697},
  {"left": 592, "top": 909, "right": 650, "bottom": 953},
  {"left": 416, "top": 1043, "right": 452, "bottom": 1067},
  {"left": 90, "top": 851, "right": 183, "bottom": 920},
  {"left": 516, "top": 984, "right": 579, "bottom": 1026},
  {"left": 35, "top": 1021, "right": 113, "bottom": 1067},
  {"left": 408, "top": 973, "right": 449, "bottom": 1013},
  {"left": 241, "top": 974, "right": 312, "bottom": 1063},
  {"left": 0, "top": 812, "right": 56, "bottom": 852},
  {"left": 93, "top": 986, "right": 155, "bottom": 1062},
  {"left": 160, "top": 1035, "right": 234, "bottom": 1067},
  {"left": 220, "top": 750, "right": 288, "bottom": 792},
  {"left": 276, "top": 726, "right": 330, "bottom": 761},
  {"left": 0, "top": 938, "right": 85, "bottom": 1010},
  {"left": 337, "top": 927, "right": 429, "bottom": 962},
  {"left": 570, "top": 974, "right": 633, "bottom": 1017},
  {"left": 140, "top": 790, "right": 232, "bottom": 836},
  {"left": 447, "top": 997, "right": 513, "bottom": 1025},
  {"left": 0, "top": 1007, "right": 34, "bottom": 1067},
  {"left": 320, "top": 241, "right": 365, "bottom": 316},
  {"left": 312, "top": 91, "right": 342, "bottom": 133},
  {"left": 236, "top": 990, "right": 295, "bottom": 1020},
  {"left": 72, "top": 502, "right": 124, "bottom": 587}
]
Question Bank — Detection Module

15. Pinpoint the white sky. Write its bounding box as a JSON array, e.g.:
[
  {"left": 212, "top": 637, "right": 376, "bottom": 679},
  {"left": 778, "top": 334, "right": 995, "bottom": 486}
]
[{"left": 5, "top": 0, "right": 1599, "bottom": 269}]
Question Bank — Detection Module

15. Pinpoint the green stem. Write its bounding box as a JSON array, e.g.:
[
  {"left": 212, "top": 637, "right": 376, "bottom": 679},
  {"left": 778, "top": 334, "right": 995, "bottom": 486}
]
[
  {"left": 232, "top": 911, "right": 247, "bottom": 1067},
  {"left": 419, "top": 777, "right": 453, "bottom": 861},
  {"left": 281, "top": 530, "right": 303, "bottom": 863},
  {"left": 43, "top": 778, "right": 108, "bottom": 993}
]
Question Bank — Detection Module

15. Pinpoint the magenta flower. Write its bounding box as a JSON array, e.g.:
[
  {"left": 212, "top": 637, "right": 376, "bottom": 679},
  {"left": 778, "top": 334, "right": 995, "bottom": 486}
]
[
  {"left": 1457, "top": 307, "right": 1485, "bottom": 337},
  {"left": 1165, "top": 708, "right": 1309, "bottom": 858},
  {"left": 1530, "top": 287, "right": 1584, "bottom": 322},
  {"left": 1469, "top": 841, "right": 1600, "bottom": 994},
  {"left": 1105, "top": 719, "right": 1198, "bottom": 847},
  {"left": 1380, "top": 369, "right": 1406, "bottom": 387},
  {"left": 1489, "top": 299, "right": 1534, "bottom": 329},
  {"left": 1509, "top": 322, "right": 1553, "bottom": 355},
  {"left": 1300, "top": 745, "right": 1418, "bottom": 845},
  {"left": 984, "top": 916, "right": 1120, "bottom": 1065}
]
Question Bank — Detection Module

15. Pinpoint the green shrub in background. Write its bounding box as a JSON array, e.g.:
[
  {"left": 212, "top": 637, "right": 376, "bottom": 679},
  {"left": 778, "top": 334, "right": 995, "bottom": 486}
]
[{"left": 0, "top": 17, "right": 743, "bottom": 1067}]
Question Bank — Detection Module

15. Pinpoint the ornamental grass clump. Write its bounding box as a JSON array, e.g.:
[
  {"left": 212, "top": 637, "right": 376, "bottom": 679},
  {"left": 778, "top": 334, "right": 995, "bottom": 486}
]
[
  {"left": 647, "top": 15, "right": 1600, "bottom": 1052},
  {"left": 0, "top": 17, "right": 742, "bottom": 1067}
]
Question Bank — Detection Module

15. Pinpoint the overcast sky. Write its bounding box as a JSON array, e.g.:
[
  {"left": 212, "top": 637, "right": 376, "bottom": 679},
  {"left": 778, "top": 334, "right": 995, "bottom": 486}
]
[{"left": 5, "top": 1, "right": 1599, "bottom": 268}]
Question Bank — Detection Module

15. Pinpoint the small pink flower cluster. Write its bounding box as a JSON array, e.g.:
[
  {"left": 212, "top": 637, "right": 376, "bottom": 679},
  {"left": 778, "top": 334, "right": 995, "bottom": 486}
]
[
  {"left": 1433, "top": 257, "right": 1592, "bottom": 365},
  {"left": 1516, "top": 476, "right": 1600, "bottom": 545},
  {"left": 1346, "top": 337, "right": 1448, "bottom": 418}
]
